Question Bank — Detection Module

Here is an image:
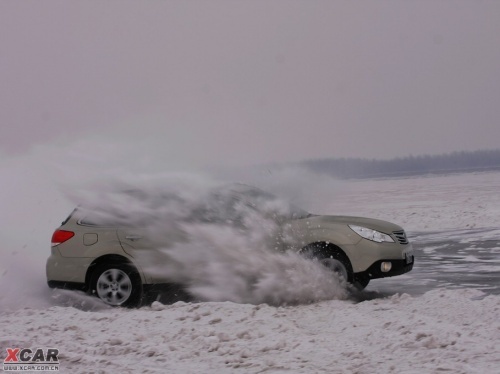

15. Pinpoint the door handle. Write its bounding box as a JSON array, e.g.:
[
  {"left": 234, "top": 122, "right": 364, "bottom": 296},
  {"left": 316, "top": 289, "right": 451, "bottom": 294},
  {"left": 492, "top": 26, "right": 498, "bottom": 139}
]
[{"left": 125, "top": 235, "right": 143, "bottom": 241}]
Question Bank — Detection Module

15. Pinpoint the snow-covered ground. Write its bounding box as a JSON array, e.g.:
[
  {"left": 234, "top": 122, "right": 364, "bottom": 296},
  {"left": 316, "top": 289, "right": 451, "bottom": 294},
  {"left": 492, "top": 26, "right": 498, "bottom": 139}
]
[
  {"left": 1, "top": 167, "right": 500, "bottom": 373},
  {"left": 2, "top": 288, "right": 499, "bottom": 373}
]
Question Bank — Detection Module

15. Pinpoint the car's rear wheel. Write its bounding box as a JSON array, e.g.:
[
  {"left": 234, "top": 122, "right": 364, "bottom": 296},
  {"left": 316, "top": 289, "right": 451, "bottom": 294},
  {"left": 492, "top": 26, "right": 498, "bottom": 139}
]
[{"left": 90, "top": 263, "right": 142, "bottom": 307}]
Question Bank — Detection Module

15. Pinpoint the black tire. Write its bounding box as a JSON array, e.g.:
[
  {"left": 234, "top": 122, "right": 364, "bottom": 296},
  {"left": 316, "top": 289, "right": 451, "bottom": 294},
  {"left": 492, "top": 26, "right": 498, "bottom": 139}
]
[
  {"left": 302, "top": 243, "right": 354, "bottom": 284},
  {"left": 89, "top": 262, "right": 143, "bottom": 307}
]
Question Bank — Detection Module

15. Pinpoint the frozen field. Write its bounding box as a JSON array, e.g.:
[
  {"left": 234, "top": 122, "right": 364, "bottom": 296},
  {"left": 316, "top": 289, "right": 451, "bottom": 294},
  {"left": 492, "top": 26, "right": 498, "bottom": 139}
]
[{"left": 1, "top": 169, "right": 500, "bottom": 373}]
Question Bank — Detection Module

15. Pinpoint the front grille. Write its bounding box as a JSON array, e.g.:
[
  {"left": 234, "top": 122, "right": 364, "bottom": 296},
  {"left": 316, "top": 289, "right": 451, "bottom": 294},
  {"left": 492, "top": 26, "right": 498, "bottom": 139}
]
[{"left": 393, "top": 230, "right": 409, "bottom": 245}]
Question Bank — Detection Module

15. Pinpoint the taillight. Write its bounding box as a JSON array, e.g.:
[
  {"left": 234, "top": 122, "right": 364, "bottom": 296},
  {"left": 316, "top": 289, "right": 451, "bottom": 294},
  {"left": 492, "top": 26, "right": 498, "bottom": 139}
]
[{"left": 51, "top": 230, "right": 75, "bottom": 247}]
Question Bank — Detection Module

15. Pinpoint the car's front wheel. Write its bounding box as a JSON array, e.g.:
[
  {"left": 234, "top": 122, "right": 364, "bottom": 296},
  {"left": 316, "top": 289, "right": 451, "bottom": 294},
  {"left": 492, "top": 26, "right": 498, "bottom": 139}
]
[
  {"left": 90, "top": 263, "right": 142, "bottom": 307},
  {"left": 301, "top": 243, "right": 354, "bottom": 284},
  {"left": 319, "top": 257, "right": 350, "bottom": 282}
]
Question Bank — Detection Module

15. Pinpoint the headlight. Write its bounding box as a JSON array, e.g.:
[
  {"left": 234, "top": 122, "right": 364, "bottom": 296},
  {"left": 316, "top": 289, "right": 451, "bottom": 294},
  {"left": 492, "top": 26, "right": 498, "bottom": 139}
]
[{"left": 349, "top": 225, "right": 395, "bottom": 243}]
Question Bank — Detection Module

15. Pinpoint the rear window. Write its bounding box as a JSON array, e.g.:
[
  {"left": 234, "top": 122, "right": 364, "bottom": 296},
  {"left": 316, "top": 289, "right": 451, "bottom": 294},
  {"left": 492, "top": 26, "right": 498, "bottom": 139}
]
[{"left": 61, "top": 208, "right": 77, "bottom": 226}]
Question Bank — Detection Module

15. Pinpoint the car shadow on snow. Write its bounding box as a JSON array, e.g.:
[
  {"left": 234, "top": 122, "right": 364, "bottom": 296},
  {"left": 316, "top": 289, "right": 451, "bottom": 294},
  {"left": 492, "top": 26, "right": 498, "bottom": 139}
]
[
  {"left": 47, "top": 284, "right": 396, "bottom": 311},
  {"left": 48, "top": 285, "right": 193, "bottom": 311},
  {"left": 49, "top": 289, "right": 113, "bottom": 311},
  {"left": 347, "top": 288, "right": 397, "bottom": 303}
]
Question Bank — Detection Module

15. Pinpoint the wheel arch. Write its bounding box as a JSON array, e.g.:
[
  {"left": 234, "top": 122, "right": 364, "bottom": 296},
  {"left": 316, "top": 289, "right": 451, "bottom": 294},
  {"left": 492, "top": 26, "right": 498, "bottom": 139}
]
[{"left": 85, "top": 254, "right": 142, "bottom": 290}]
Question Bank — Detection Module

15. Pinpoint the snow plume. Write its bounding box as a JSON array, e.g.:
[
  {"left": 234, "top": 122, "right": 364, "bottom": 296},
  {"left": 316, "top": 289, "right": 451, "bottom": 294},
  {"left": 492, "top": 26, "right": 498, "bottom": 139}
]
[
  {"left": 151, "top": 225, "right": 348, "bottom": 305},
  {"left": 0, "top": 252, "right": 53, "bottom": 311},
  {"left": 70, "top": 174, "right": 348, "bottom": 305},
  {"left": 215, "top": 164, "right": 345, "bottom": 214}
]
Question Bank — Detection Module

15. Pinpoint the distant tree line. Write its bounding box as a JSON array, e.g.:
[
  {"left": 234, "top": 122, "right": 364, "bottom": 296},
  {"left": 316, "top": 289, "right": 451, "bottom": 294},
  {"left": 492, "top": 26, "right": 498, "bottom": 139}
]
[{"left": 301, "top": 149, "right": 500, "bottom": 179}]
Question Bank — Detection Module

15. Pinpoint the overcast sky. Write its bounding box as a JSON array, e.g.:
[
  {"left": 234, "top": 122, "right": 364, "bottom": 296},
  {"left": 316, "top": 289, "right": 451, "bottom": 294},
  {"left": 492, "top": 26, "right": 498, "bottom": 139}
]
[{"left": 1, "top": 0, "right": 500, "bottom": 168}]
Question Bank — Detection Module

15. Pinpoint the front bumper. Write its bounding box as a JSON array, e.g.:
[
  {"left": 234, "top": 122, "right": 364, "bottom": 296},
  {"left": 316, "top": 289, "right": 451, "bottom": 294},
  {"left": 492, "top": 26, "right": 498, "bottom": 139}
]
[{"left": 356, "top": 256, "right": 414, "bottom": 279}]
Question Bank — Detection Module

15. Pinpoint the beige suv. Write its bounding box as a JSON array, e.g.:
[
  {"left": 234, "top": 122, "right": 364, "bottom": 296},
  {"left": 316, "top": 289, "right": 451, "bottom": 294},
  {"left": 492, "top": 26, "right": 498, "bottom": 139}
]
[{"left": 46, "top": 185, "right": 414, "bottom": 306}]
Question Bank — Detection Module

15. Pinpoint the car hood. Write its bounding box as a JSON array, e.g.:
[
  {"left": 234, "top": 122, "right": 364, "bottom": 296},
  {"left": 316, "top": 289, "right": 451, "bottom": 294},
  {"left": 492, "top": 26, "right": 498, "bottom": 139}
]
[{"left": 302, "top": 214, "right": 404, "bottom": 234}]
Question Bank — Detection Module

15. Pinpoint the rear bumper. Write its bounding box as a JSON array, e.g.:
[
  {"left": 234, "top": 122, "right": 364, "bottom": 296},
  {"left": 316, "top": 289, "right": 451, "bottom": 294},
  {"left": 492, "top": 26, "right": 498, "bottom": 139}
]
[
  {"left": 356, "top": 257, "right": 414, "bottom": 279},
  {"left": 46, "top": 251, "right": 92, "bottom": 284}
]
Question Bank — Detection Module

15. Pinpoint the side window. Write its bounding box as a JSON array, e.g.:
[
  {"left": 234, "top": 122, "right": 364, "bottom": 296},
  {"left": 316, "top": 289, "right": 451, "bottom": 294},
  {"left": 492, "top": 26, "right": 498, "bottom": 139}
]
[{"left": 77, "top": 211, "right": 121, "bottom": 227}]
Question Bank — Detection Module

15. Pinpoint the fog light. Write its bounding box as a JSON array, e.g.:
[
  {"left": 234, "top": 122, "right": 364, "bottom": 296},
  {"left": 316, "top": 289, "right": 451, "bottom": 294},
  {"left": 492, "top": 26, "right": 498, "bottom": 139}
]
[{"left": 381, "top": 262, "right": 392, "bottom": 272}]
